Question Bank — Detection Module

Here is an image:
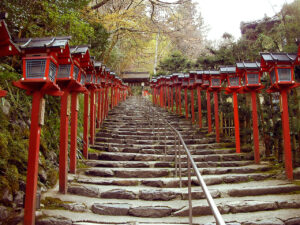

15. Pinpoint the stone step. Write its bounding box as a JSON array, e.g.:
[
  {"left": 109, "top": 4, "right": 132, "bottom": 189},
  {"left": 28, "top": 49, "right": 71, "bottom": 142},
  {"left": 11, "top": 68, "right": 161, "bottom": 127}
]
[
  {"left": 85, "top": 159, "right": 253, "bottom": 168},
  {"left": 71, "top": 173, "right": 273, "bottom": 188},
  {"left": 88, "top": 152, "right": 253, "bottom": 162},
  {"left": 81, "top": 164, "right": 272, "bottom": 178}
]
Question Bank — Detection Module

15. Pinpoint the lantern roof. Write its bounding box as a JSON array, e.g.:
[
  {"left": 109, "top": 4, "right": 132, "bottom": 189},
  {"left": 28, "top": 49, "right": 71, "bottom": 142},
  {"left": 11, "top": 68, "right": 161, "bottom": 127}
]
[
  {"left": 196, "top": 70, "right": 203, "bottom": 74},
  {"left": 16, "top": 36, "right": 71, "bottom": 50},
  {"left": 189, "top": 71, "right": 197, "bottom": 74},
  {"left": 166, "top": 75, "right": 170, "bottom": 79},
  {"left": 209, "top": 70, "right": 220, "bottom": 75},
  {"left": 236, "top": 61, "right": 260, "bottom": 70},
  {"left": 70, "top": 45, "right": 90, "bottom": 55},
  {"left": 0, "top": 13, "right": 20, "bottom": 57},
  {"left": 184, "top": 74, "right": 189, "bottom": 78},
  {"left": 94, "top": 61, "right": 102, "bottom": 68},
  {"left": 260, "top": 52, "right": 297, "bottom": 63},
  {"left": 105, "top": 68, "right": 111, "bottom": 72},
  {"left": 203, "top": 70, "right": 210, "bottom": 74},
  {"left": 220, "top": 66, "right": 236, "bottom": 74}
]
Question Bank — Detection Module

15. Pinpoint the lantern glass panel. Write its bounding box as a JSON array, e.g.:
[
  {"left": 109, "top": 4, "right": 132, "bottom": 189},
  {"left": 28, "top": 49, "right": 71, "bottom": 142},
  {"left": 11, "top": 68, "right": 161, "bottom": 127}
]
[
  {"left": 57, "top": 64, "right": 71, "bottom": 78},
  {"left": 196, "top": 78, "right": 202, "bottom": 84},
  {"left": 203, "top": 80, "right": 209, "bottom": 85},
  {"left": 229, "top": 77, "right": 239, "bottom": 86},
  {"left": 183, "top": 81, "right": 188, "bottom": 85},
  {"left": 211, "top": 78, "right": 220, "bottom": 87},
  {"left": 247, "top": 73, "right": 259, "bottom": 84},
  {"left": 49, "top": 61, "right": 57, "bottom": 82},
  {"left": 270, "top": 69, "right": 276, "bottom": 84},
  {"left": 26, "top": 59, "right": 46, "bottom": 79},
  {"left": 190, "top": 79, "right": 195, "bottom": 84},
  {"left": 73, "top": 66, "right": 80, "bottom": 80},
  {"left": 80, "top": 75, "right": 85, "bottom": 85},
  {"left": 86, "top": 74, "right": 91, "bottom": 83},
  {"left": 278, "top": 68, "right": 291, "bottom": 81}
]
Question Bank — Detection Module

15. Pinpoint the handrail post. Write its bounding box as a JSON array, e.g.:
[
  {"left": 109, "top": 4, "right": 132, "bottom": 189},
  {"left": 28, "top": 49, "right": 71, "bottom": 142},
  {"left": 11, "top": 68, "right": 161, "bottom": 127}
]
[
  {"left": 179, "top": 138, "right": 182, "bottom": 188},
  {"left": 174, "top": 132, "right": 178, "bottom": 177},
  {"left": 188, "top": 158, "right": 193, "bottom": 225}
]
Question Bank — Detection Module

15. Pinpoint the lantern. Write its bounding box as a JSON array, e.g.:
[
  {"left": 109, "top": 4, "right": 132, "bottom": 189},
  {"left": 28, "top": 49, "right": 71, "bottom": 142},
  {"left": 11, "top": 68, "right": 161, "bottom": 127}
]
[
  {"left": 236, "top": 62, "right": 262, "bottom": 89},
  {"left": 182, "top": 74, "right": 189, "bottom": 88},
  {"left": 195, "top": 70, "right": 203, "bottom": 86},
  {"left": 202, "top": 71, "right": 210, "bottom": 88},
  {"left": 260, "top": 52, "right": 299, "bottom": 180},
  {"left": 209, "top": 70, "right": 222, "bottom": 88},
  {"left": 189, "top": 71, "right": 196, "bottom": 89},
  {"left": 260, "top": 52, "right": 298, "bottom": 92}
]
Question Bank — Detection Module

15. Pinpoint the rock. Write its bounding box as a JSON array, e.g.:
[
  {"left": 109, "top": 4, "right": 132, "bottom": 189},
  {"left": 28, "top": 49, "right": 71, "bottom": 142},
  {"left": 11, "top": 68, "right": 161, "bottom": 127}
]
[
  {"left": 278, "top": 200, "right": 300, "bottom": 209},
  {"left": 61, "top": 203, "right": 87, "bottom": 212},
  {"left": 223, "top": 175, "right": 249, "bottom": 183},
  {"left": 293, "top": 168, "right": 300, "bottom": 179},
  {"left": 67, "top": 185, "right": 99, "bottom": 197},
  {"left": 99, "top": 152, "right": 135, "bottom": 161},
  {"left": 0, "top": 99, "right": 10, "bottom": 115},
  {"left": 100, "top": 189, "right": 137, "bottom": 199},
  {"left": 243, "top": 219, "right": 284, "bottom": 225},
  {"left": 139, "top": 189, "right": 178, "bottom": 201},
  {"left": 91, "top": 203, "right": 130, "bottom": 215},
  {"left": 39, "top": 167, "right": 48, "bottom": 183},
  {"left": 181, "top": 189, "right": 221, "bottom": 200},
  {"left": 173, "top": 205, "right": 211, "bottom": 216},
  {"left": 85, "top": 168, "right": 114, "bottom": 177},
  {"left": 14, "top": 191, "right": 24, "bottom": 208},
  {"left": 129, "top": 206, "right": 172, "bottom": 217},
  {"left": 228, "top": 185, "right": 300, "bottom": 197},
  {"left": 109, "top": 147, "right": 120, "bottom": 152},
  {"left": 228, "top": 201, "right": 277, "bottom": 213},
  {"left": 36, "top": 217, "right": 72, "bottom": 225},
  {"left": 285, "top": 217, "right": 300, "bottom": 225},
  {"left": 115, "top": 169, "right": 169, "bottom": 178},
  {"left": 0, "top": 206, "right": 9, "bottom": 222},
  {"left": 1, "top": 189, "right": 13, "bottom": 206},
  {"left": 141, "top": 180, "right": 164, "bottom": 187},
  {"left": 112, "top": 180, "right": 139, "bottom": 186}
]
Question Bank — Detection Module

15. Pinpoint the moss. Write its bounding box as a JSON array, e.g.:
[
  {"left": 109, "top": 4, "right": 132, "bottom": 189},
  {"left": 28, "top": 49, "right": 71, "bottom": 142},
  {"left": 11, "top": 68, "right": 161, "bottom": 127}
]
[
  {"left": 46, "top": 168, "right": 58, "bottom": 188},
  {"left": 41, "top": 197, "right": 73, "bottom": 210},
  {"left": 6, "top": 165, "right": 19, "bottom": 194},
  {"left": 77, "top": 160, "right": 89, "bottom": 169}
]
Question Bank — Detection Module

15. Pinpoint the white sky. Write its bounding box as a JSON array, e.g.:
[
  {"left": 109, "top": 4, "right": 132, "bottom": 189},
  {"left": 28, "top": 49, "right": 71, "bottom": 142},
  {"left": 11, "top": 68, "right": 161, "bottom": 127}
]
[{"left": 195, "top": 0, "right": 294, "bottom": 41}]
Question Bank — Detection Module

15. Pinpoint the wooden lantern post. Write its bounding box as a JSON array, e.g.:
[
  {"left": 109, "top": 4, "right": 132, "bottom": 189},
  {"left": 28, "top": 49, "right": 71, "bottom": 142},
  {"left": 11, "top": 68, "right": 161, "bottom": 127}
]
[
  {"left": 236, "top": 62, "right": 264, "bottom": 164},
  {"left": 171, "top": 74, "right": 179, "bottom": 113},
  {"left": 56, "top": 44, "right": 87, "bottom": 193},
  {"left": 183, "top": 74, "right": 189, "bottom": 119},
  {"left": 208, "top": 70, "right": 223, "bottom": 143},
  {"left": 189, "top": 71, "right": 197, "bottom": 123},
  {"left": 13, "top": 37, "right": 70, "bottom": 225},
  {"left": 166, "top": 75, "right": 171, "bottom": 110},
  {"left": 0, "top": 13, "right": 20, "bottom": 96},
  {"left": 195, "top": 71, "right": 203, "bottom": 128},
  {"left": 260, "top": 52, "right": 299, "bottom": 180},
  {"left": 68, "top": 46, "right": 89, "bottom": 174},
  {"left": 170, "top": 74, "right": 176, "bottom": 112},
  {"left": 202, "top": 71, "right": 212, "bottom": 133},
  {"left": 177, "top": 74, "right": 184, "bottom": 115},
  {"left": 95, "top": 62, "right": 103, "bottom": 128},
  {"left": 221, "top": 66, "right": 242, "bottom": 153}
]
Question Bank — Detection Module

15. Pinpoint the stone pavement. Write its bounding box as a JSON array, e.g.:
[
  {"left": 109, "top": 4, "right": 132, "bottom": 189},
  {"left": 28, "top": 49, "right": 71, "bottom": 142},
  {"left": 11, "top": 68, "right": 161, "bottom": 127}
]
[{"left": 38, "top": 96, "right": 300, "bottom": 225}]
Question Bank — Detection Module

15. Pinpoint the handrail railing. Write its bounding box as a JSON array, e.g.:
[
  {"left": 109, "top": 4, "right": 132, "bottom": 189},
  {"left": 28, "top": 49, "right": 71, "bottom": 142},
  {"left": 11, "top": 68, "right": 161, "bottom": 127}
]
[{"left": 141, "top": 96, "right": 226, "bottom": 225}]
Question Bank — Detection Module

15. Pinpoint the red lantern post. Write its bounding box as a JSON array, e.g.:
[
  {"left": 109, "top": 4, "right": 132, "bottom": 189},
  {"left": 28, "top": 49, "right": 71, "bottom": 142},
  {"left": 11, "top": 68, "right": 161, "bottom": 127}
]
[
  {"left": 182, "top": 74, "right": 189, "bottom": 119},
  {"left": 221, "top": 66, "right": 242, "bottom": 153},
  {"left": 69, "top": 46, "right": 90, "bottom": 173},
  {"left": 236, "top": 62, "right": 264, "bottom": 164},
  {"left": 13, "top": 37, "right": 68, "bottom": 225},
  {"left": 208, "top": 70, "right": 223, "bottom": 143},
  {"left": 189, "top": 71, "right": 197, "bottom": 123},
  {"left": 202, "top": 71, "right": 212, "bottom": 133},
  {"left": 195, "top": 71, "right": 203, "bottom": 128},
  {"left": 56, "top": 44, "right": 87, "bottom": 193},
  {"left": 170, "top": 74, "right": 176, "bottom": 112},
  {"left": 260, "top": 52, "right": 299, "bottom": 180}
]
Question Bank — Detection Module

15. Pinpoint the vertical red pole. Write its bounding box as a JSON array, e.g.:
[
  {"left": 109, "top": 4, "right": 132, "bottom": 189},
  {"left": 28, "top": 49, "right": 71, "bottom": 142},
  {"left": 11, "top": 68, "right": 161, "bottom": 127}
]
[
  {"left": 97, "top": 89, "right": 101, "bottom": 128},
  {"left": 83, "top": 92, "right": 89, "bottom": 159},
  {"left": 281, "top": 89, "right": 293, "bottom": 180},
  {"left": 164, "top": 86, "right": 167, "bottom": 108},
  {"left": 171, "top": 87, "right": 174, "bottom": 112},
  {"left": 175, "top": 87, "right": 178, "bottom": 114},
  {"left": 206, "top": 91, "right": 212, "bottom": 133},
  {"left": 70, "top": 92, "right": 78, "bottom": 174},
  {"left": 110, "top": 87, "right": 113, "bottom": 109},
  {"left": 191, "top": 89, "right": 195, "bottom": 123},
  {"left": 90, "top": 89, "right": 95, "bottom": 146},
  {"left": 233, "top": 92, "right": 240, "bottom": 153},
  {"left": 59, "top": 91, "right": 70, "bottom": 194},
  {"left": 24, "top": 91, "right": 43, "bottom": 225},
  {"left": 213, "top": 91, "right": 220, "bottom": 143},
  {"left": 160, "top": 87, "right": 163, "bottom": 108},
  {"left": 251, "top": 91, "right": 260, "bottom": 164},
  {"left": 101, "top": 88, "right": 105, "bottom": 123},
  {"left": 179, "top": 87, "right": 182, "bottom": 115},
  {"left": 197, "top": 86, "right": 202, "bottom": 128},
  {"left": 185, "top": 88, "right": 188, "bottom": 119},
  {"left": 105, "top": 87, "right": 109, "bottom": 117},
  {"left": 167, "top": 87, "right": 170, "bottom": 110}
]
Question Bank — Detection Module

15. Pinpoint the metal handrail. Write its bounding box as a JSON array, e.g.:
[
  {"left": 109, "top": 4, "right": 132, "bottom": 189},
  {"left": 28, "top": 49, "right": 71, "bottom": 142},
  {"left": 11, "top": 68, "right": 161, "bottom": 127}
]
[{"left": 142, "top": 97, "right": 226, "bottom": 225}]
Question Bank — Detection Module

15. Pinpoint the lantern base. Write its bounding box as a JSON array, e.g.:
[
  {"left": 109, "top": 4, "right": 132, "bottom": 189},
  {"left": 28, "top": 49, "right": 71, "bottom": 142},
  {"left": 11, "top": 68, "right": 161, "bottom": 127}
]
[
  {"left": 0, "top": 89, "right": 7, "bottom": 97},
  {"left": 13, "top": 80, "right": 63, "bottom": 96},
  {"left": 266, "top": 83, "right": 300, "bottom": 93}
]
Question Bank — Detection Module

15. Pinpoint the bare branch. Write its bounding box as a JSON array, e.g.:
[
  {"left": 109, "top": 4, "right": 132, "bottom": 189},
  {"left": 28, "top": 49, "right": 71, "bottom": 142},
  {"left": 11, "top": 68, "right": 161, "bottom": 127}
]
[{"left": 91, "top": 0, "right": 112, "bottom": 10}]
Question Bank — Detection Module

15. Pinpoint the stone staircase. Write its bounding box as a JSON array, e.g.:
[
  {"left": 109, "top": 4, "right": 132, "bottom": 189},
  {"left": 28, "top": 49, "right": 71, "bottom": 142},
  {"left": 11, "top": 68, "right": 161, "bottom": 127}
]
[{"left": 39, "top": 96, "right": 300, "bottom": 225}]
